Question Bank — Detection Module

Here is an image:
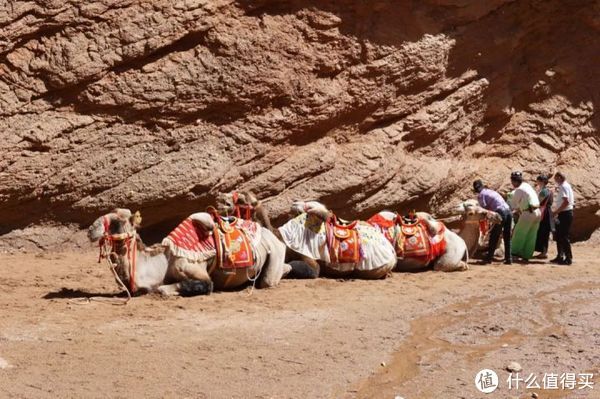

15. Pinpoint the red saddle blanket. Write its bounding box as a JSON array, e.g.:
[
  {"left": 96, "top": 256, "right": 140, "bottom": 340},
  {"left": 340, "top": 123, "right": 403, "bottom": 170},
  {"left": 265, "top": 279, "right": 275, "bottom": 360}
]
[
  {"left": 325, "top": 217, "right": 361, "bottom": 264},
  {"left": 368, "top": 213, "right": 447, "bottom": 263},
  {"left": 165, "top": 217, "right": 256, "bottom": 269}
]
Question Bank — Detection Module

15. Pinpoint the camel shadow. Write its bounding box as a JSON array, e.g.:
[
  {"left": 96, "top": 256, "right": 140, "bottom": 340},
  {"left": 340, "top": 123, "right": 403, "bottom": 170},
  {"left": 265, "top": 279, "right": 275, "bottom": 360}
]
[{"left": 43, "top": 287, "right": 126, "bottom": 299}]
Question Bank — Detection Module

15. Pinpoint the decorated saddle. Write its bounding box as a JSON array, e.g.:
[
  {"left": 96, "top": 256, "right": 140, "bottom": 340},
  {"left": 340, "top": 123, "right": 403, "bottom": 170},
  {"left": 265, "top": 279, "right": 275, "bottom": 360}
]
[
  {"left": 162, "top": 213, "right": 260, "bottom": 270},
  {"left": 325, "top": 216, "right": 362, "bottom": 264},
  {"left": 368, "top": 212, "right": 447, "bottom": 263}
]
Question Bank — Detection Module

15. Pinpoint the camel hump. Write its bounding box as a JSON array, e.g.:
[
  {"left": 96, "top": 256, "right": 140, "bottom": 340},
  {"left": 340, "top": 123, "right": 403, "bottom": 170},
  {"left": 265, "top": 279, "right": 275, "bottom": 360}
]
[{"left": 189, "top": 212, "right": 215, "bottom": 231}]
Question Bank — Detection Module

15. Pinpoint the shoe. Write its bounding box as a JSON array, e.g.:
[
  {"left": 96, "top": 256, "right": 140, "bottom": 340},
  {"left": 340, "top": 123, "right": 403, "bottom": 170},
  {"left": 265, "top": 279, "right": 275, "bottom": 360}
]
[
  {"left": 504, "top": 259, "right": 512, "bottom": 265},
  {"left": 535, "top": 253, "right": 548, "bottom": 259},
  {"left": 550, "top": 257, "right": 564, "bottom": 264},
  {"left": 559, "top": 259, "right": 572, "bottom": 266},
  {"left": 478, "top": 259, "right": 492, "bottom": 265}
]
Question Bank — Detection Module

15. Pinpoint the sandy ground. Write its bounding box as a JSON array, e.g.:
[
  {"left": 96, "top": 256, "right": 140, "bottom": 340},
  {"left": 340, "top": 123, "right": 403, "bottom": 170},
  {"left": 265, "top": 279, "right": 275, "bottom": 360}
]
[{"left": 0, "top": 243, "right": 598, "bottom": 399}]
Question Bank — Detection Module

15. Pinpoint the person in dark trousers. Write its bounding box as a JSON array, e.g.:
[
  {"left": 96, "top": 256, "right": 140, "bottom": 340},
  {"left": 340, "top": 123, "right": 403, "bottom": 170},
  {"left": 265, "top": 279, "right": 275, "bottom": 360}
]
[
  {"left": 551, "top": 171, "right": 575, "bottom": 265},
  {"left": 473, "top": 179, "right": 512, "bottom": 264},
  {"left": 534, "top": 174, "right": 553, "bottom": 258}
]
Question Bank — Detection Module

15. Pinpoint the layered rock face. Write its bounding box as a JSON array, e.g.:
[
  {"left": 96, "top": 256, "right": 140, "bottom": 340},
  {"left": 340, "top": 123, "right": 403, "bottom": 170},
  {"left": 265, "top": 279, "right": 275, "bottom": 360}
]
[{"left": 1, "top": 0, "right": 598, "bottom": 250}]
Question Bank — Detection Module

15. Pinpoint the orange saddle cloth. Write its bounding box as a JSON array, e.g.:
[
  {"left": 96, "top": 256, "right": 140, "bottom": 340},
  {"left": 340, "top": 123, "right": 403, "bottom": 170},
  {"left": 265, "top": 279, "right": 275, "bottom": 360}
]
[
  {"left": 368, "top": 213, "right": 447, "bottom": 263},
  {"left": 214, "top": 217, "right": 255, "bottom": 269},
  {"left": 326, "top": 217, "right": 361, "bottom": 264},
  {"left": 398, "top": 219, "right": 431, "bottom": 259},
  {"left": 398, "top": 219, "right": 447, "bottom": 262}
]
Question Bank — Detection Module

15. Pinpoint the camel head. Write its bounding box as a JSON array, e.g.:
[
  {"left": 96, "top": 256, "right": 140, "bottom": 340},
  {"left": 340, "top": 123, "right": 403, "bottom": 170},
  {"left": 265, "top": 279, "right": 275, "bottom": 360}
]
[
  {"left": 291, "top": 201, "right": 331, "bottom": 220},
  {"left": 88, "top": 208, "right": 140, "bottom": 242},
  {"left": 216, "top": 191, "right": 259, "bottom": 216},
  {"left": 456, "top": 201, "right": 502, "bottom": 224},
  {"left": 88, "top": 208, "right": 142, "bottom": 287}
]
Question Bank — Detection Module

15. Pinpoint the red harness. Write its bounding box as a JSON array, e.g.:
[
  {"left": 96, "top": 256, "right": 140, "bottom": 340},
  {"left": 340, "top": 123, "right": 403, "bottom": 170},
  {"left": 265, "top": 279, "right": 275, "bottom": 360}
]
[
  {"left": 232, "top": 192, "right": 255, "bottom": 220},
  {"left": 98, "top": 216, "right": 137, "bottom": 293}
]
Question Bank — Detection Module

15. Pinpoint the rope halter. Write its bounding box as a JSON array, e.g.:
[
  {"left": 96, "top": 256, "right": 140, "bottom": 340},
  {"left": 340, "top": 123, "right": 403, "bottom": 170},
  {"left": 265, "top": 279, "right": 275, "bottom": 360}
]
[{"left": 97, "top": 215, "right": 138, "bottom": 296}]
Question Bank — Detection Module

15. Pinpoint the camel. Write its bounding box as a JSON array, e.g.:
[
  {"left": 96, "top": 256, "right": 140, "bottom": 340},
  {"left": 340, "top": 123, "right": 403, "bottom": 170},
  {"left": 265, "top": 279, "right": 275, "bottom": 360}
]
[
  {"left": 277, "top": 201, "right": 397, "bottom": 279},
  {"left": 368, "top": 210, "right": 470, "bottom": 272},
  {"left": 88, "top": 208, "right": 290, "bottom": 296},
  {"left": 216, "top": 191, "right": 273, "bottom": 230},
  {"left": 453, "top": 200, "right": 504, "bottom": 258},
  {"left": 217, "top": 191, "right": 322, "bottom": 279}
]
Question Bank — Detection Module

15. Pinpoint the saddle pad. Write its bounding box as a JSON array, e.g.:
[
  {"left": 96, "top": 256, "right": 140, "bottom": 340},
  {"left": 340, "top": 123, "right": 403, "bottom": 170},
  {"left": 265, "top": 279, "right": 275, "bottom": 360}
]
[
  {"left": 218, "top": 226, "right": 254, "bottom": 269},
  {"left": 162, "top": 216, "right": 261, "bottom": 267},
  {"left": 162, "top": 218, "right": 216, "bottom": 261},
  {"left": 399, "top": 222, "right": 430, "bottom": 258},
  {"left": 398, "top": 220, "right": 447, "bottom": 262},
  {"left": 367, "top": 213, "right": 398, "bottom": 243},
  {"left": 369, "top": 212, "right": 447, "bottom": 263},
  {"left": 326, "top": 217, "right": 361, "bottom": 264},
  {"left": 329, "top": 227, "right": 361, "bottom": 264}
]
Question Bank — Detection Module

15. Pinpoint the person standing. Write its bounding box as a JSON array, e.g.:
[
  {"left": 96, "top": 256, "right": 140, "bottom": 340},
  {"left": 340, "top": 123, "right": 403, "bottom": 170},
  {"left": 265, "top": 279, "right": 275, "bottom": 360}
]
[
  {"left": 534, "top": 175, "right": 554, "bottom": 258},
  {"left": 551, "top": 171, "right": 575, "bottom": 265},
  {"left": 473, "top": 179, "right": 512, "bottom": 264},
  {"left": 509, "top": 171, "right": 541, "bottom": 261}
]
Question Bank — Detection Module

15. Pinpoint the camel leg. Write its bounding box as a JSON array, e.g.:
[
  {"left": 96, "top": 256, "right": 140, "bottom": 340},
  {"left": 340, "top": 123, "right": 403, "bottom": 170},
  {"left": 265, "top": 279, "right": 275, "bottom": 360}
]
[
  {"left": 158, "top": 257, "right": 213, "bottom": 296},
  {"left": 434, "top": 260, "right": 469, "bottom": 272},
  {"left": 354, "top": 259, "right": 396, "bottom": 279},
  {"left": 434, "top": 231, "right": 470, "bottom": 272},
  {"left": 257, "top": 229, "right": 289, "bottom": 289}
]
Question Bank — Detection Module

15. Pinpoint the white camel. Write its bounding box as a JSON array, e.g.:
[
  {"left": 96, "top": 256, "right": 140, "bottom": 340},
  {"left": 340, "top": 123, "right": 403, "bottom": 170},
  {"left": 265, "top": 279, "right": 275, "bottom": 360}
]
[
  {"left": 88, "top": 208, "right": 290, "bottom": 296},
  {"left": 369, "top": 210, "right": 470, "bottom": 272},
  {"left": 278, "top": 201, "right": 397, "bottom": 279},
  {"left": 453, "top": 200, "right": 504, "bottom": 258}
]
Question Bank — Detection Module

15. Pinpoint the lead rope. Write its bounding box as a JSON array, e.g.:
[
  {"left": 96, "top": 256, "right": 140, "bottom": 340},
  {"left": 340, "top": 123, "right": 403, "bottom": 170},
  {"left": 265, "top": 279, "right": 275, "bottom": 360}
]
[
  {"left": 243, "top": 237, "right": 266, "bottom": 297},
  {"left": 68, "top": 236, "right": 132, "bottom": 306}
]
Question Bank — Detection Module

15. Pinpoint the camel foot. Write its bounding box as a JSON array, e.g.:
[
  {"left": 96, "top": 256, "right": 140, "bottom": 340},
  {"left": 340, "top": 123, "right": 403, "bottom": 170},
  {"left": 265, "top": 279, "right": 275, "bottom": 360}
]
[
  {"left": 433, "top": 261, "right": 469, "bottom": 272},
  {"left": 179, "top": 280, "right": 213, "bottom": 297}
]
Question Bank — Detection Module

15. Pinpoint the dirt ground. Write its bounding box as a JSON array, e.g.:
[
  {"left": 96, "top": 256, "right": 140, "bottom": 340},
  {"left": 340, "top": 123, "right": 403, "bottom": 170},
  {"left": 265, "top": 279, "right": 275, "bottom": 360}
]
[{"left": 0, "top": 243, "right": 598, "bottom": 399}]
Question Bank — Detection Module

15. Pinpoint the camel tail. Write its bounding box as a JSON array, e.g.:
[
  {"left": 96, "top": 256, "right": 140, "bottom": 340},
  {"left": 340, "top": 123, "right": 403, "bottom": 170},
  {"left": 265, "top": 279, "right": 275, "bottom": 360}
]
[{"left": 179, "top": 280, "right": 213, "bottom": 297}]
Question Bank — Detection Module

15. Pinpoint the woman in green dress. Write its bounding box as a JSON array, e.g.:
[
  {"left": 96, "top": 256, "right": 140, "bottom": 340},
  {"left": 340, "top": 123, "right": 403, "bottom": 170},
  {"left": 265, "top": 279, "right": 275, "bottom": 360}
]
[
  {"left": 534, "top": 175, "right": 553, "bottom": 258},
  {"left": 509, "top": 171, "right": 541, "bottom": 261}
]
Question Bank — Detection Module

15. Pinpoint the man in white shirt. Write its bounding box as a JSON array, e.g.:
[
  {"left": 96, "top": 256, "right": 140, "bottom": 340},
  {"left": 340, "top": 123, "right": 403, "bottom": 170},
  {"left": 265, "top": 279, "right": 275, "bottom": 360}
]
[
  {"left": 551, "top": 172, "right": 575, "bottom": 265},
  {"left": 509, "top": 171, "right": 541, "bottom": 261}
]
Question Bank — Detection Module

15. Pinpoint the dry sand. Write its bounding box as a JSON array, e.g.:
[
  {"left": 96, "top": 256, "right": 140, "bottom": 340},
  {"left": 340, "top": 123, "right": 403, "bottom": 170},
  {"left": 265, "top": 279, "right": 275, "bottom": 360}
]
[{"left": 0, "top": 243, "right": 598, "bottom": 398}]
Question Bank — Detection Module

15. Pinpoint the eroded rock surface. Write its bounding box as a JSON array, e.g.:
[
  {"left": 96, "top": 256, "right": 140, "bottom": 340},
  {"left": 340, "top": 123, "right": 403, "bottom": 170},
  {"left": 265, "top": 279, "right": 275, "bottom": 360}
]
[{"left": 1, "top": 0, "right": 598, "bottom": 250}]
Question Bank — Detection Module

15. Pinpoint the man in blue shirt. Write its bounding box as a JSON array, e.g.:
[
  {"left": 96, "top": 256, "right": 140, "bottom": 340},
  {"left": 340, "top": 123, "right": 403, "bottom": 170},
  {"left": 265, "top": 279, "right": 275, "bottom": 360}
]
[{"left": 473, "top": 179, "right": 512, "bottom": 264}]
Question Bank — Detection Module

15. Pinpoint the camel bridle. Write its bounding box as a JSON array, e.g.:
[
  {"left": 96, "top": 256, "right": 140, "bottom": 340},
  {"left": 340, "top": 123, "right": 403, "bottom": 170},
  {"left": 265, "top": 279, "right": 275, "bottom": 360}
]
[
  {"left": 98, "top": 215, "right": 138, "bottom": 299},
  {"left": 231, "top": 192, "right": 255, "bottom": 220}
]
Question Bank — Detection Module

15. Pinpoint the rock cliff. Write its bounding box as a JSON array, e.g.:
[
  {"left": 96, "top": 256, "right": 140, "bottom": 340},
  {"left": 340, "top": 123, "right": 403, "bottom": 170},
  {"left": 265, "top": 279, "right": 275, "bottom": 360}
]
[{"left": 1, "top": 0, "right": 598, "bottom": 250}]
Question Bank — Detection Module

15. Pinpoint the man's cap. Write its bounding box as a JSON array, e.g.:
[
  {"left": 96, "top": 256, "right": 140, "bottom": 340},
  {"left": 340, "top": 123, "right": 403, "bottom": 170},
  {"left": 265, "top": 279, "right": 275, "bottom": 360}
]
[{"left": 473, "top": 179, "right": 484, "bottom": 192}]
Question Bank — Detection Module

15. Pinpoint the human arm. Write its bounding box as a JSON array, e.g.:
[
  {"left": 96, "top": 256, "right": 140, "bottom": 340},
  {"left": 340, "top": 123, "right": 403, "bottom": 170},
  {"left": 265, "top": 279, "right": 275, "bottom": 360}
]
[
  {"left": 478, "top": 192, "right": 486, "bottom": 209},
  {"left": 553, "top": 198, "right": 569, "bottom": 215}
]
